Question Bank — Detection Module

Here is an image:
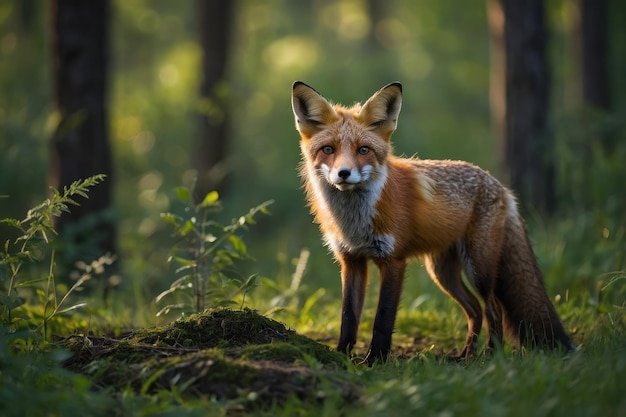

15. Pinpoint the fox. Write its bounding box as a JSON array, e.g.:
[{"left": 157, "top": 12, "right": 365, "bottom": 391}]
[{"left": 291, "top": 81, "right": 576, "bottom": 365}]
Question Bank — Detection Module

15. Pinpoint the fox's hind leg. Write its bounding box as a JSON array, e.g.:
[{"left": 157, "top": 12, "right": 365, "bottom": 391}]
[
  {"left": 425, "top": 246, "right": 483, "bottom": 359},
  {"left": 462, "top": 227, "right": 506, "bottom": 353},
  {"left": 483, "top": 294, "right": 503, "bottom": 353}
]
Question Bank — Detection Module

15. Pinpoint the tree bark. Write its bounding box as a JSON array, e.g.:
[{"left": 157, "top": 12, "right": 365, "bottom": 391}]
[
  {"left": 365, "top": 0, "right": 386, "bottom": 48},
  {"left": 580, "top": 0, "right": 610, "bottom": 111},
  {"left": 49, "top": 0, "right": 116, "bottom": 265},
  {"left": 193, "top": 0, "right": 234, "bottom": 201},
  {"left": 492, "top": 0, "right": 555, "bottom": 213},
  {"left": 487, "top": 0, "right": 506, "bottom": 160},
  {"left": 579, "top": 0, "right": 613, "bottom": 154}
]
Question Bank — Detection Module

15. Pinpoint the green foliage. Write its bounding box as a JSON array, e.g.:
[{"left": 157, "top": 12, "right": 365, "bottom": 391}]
[
  {"left": 351, "top": 340, "right": 626, "bottom": 417},
  {"left": 0, "top": 175, "right": 111, "bottom": 338},
  {"left": 0, "top": 1, "right": 625, "bottom": 416},
  {"left": 156, "top": 186, "right": 272, "bottom": 316},
  {"left": 0, "top": 329, "right": 116, "bottom": 417}
]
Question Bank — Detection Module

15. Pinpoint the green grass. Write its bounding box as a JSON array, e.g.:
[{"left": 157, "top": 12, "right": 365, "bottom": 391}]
[
  {"left": 2, "top": 294, "right": 624, "bottom": 417},
  {"left": 2, "top": 173, "right": 624, "bottom": 417},
  {"left": 355, "top": 338, "right": 625, "bottom": 417}
]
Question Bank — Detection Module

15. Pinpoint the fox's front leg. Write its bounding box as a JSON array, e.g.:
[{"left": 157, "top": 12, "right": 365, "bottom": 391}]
[
  {"left": 365, "top": 257, "right": 407, "bottom": 365},
  {"left": 337, "top": 255, "right": 368, "bottom": 355}
]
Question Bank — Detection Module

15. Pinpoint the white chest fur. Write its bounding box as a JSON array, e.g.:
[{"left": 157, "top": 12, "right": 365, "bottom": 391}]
[{"left": 308, "top": 165, "right": 395, "bottom": 258}]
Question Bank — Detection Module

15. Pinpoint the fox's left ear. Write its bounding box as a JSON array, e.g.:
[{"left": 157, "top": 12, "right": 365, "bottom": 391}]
[{"left": 358, "top": 82, "right": 402, "bottom": 141}]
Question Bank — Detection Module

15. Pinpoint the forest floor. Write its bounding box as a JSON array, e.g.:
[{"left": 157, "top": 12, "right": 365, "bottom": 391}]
[
  {"left": 61, "top": 308, "right": 364, "bottom": 411},
  {"left": 20, "top": 305, "right": 626, "bottom": 416}
]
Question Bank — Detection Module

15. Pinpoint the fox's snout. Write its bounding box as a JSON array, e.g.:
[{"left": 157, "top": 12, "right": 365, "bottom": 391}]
[{"left": 322, "top": 164, "right": 367, "bottom": 190}]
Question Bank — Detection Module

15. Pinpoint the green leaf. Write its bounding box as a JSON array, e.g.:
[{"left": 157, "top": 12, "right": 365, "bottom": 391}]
[
  {"left": 0, "top": 218, "right": 21, "bottom": 228},
  {"left": 239, "top": 274, "right": 259, "bottom": 292},
  {"left": 179, "top": 220, "right": 194, "bottom": 236},
  {"left": 199, "top": 191, "right": 219, "bottom": 208},
  {"left": 171, "top": 256, "right": 195, "bottom": 267},
  {"left": 160, "top": 212, "right": 183, "bottom": 226},
  {"left": 228, "top": 235, "right": 247, "bottom": 254},
  {"left": 260, "top": 202, "right": 273, "bottom": 215},
  {"left": 175, "top": 186, "right": 191, "bottom": 203},
  {"left": 0, "top": 292, "right": 25, "bottom": 309}
]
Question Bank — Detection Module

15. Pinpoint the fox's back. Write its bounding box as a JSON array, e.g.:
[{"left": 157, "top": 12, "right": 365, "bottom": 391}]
[
  {"left": 371, "top": 157, "right": 511, "bottom": 257},
  {"left": 409, "top": 158, "right": 508, "bottom": 210}
]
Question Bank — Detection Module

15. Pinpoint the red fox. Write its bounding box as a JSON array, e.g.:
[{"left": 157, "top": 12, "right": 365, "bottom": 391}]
[{"left": 291, "top": 81, "right": 575, "bottom": 365}]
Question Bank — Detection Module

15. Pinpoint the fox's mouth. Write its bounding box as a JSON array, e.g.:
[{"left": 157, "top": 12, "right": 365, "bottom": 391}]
[
  {"left": 333, "top": 181, "right": 357, "bottom": 191},
  {"left": 330, "top": 174, "right": 367, "bottom": 191}
]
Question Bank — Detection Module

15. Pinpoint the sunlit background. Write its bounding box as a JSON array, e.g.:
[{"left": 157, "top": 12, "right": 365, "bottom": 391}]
[{"left": 1, "top": 0, "right": 624, "bottom": 327}]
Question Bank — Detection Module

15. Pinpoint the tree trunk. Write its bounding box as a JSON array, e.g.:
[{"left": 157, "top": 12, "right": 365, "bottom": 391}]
[
  {"left": 487, "top": 0, "right": 506, "bottom": 161},
  {"left": 365, "top": 0, "right": 386, "bottom": 48},
  {"left": 491, "top": 0, "right": 555, "bottom": 213},
  {"left": 580, "top": 0, "right": 610, "bottom": 111},
  {"left": 49, "top": 0, "right": 116, "bottom": 269},
  {"left": 193, "top": 0, "right": 234, "bottom": 201},
  {"left": 579, "top": 0, "right": 613, "bottom": 154}
]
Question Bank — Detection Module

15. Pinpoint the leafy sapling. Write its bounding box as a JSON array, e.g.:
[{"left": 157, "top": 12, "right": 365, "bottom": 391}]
[{"left": 157, "top": 186, "right": 272, "bottom": 316}]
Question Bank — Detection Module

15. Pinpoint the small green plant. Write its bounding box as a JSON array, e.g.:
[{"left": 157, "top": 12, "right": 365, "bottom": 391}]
[
  {"left": 157, "top": 186, "right": 272, "bottom": 316},
  {"left": 0, "top": 174, "right": 109, "bottom": 338}
]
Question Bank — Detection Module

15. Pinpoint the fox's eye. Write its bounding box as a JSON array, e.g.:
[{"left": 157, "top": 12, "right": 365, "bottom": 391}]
[
  {"left": 321, "top": 146, "right": 334, "bottom": 154},
  {"left": 358, "top": 146, "right": 370, "bottom": 155}
]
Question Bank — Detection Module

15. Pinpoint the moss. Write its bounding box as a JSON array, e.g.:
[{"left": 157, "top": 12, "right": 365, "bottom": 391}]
[
  {"left": 60, "top": 308, "right": 358, "bottom": 409},
  {"left": 239, "top": 341, "right": 306, "bottom": 363},
  {"left": 133, "top": 308, "right": 292, "bottom": 349}
]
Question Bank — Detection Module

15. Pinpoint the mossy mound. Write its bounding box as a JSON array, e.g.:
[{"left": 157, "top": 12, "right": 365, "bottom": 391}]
[
  {"left": 134, "top": 308, "right": 292, "bottom": 348},
  {"left": 61, "top": 308, "right": 357, "bottom": 409}
]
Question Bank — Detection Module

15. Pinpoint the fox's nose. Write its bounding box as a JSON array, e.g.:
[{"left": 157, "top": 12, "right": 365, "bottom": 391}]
[{"left": 338, "top": 169, "right": 351, "bottom": 180}]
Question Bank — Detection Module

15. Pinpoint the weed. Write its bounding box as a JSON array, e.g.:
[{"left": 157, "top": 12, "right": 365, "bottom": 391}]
[
  {"left": 0, "top": 174, "right": 112, "bottom": 339},
  {"left": 157, "top": 185, "right": 272, "bottom": 316}
]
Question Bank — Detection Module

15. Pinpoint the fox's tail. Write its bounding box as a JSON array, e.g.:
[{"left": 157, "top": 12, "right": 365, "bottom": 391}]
[{"left": 495, "top": 214, "right": 576, "bottom": 351}]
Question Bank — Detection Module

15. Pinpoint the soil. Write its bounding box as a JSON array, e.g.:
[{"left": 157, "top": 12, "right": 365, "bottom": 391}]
[{"left": 60, "top": 308, "right": 361, "bottom": 410}]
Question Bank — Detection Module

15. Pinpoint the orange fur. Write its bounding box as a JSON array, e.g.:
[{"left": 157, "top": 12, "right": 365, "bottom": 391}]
[{"left": 292, "top": 81, "right": 575, "bottom": 364}]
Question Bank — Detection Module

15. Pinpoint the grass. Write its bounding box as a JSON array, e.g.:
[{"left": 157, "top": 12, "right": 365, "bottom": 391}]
[
  {"left": 356, "top": 338, "right": 625, "bottom": 417},
  {"left": 0, "top": 299, "right": 622, "bottom": 417},
  {"left": 2, "top": 295, "right": 624, "bottom": 417},
  {"left": 1, "top": 177, "right": 625, "bottom": 417}
]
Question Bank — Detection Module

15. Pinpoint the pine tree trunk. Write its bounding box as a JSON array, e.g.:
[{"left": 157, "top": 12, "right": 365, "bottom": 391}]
[
  {"left": 49, "top": 0, "right": 116, "bottom": 270},
  {"left": 492, "top": 0, "right": 555, "bottom": 213},
  {"left": 581, "top": 0, "right": 610, "bottom": 111},
  {"left": 193, "top": 0, "right": 234, "bottom": 201}
]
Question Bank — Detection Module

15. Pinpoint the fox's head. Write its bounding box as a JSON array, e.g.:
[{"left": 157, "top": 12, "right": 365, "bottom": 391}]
[{"left": 292, "top": 82, "right": 402, "bottom": 191}]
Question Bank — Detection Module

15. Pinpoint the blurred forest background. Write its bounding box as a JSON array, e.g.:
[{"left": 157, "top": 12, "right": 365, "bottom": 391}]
[{"left": 1, "top": 0, "right": 624, "bottom": 326}]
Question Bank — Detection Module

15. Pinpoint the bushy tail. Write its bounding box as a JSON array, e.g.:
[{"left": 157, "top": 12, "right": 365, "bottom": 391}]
[{"left": 495, "top": 215, "right": 576, "bottom": 351}]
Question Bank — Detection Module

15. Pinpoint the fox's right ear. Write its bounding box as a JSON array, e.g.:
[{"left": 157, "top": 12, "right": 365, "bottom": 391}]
[{"left": 292, "top": 81, "right": 339, "bottom": 139}]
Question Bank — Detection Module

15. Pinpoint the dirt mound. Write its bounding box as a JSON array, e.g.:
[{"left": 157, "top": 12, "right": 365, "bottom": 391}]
[{"left": 61, "top": 309, "right": 359, "bottom": 409}]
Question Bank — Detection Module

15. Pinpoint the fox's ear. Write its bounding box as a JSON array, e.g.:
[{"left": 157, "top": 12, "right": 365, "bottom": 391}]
[
  {"left": 292, "top": 81, "right": 339, "bottom": 139},
  {"left": 358, "top": 82, "right": 402, "bottom": 141}
]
